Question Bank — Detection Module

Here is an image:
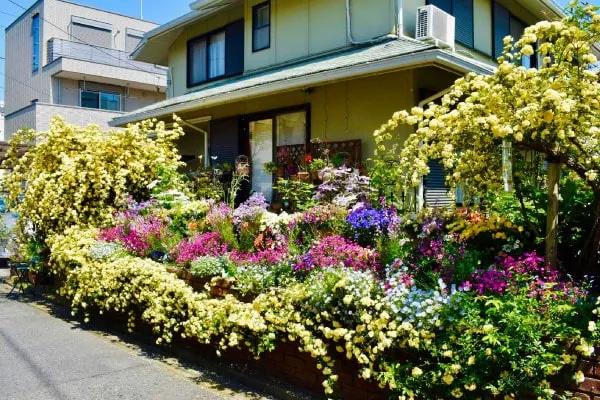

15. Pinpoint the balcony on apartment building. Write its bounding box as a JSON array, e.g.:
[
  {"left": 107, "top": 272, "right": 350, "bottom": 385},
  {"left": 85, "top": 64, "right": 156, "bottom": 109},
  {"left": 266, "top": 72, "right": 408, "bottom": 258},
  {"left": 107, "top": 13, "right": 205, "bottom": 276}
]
[{"left": 45, "top": 38, "right": 167, "bottom": 92}]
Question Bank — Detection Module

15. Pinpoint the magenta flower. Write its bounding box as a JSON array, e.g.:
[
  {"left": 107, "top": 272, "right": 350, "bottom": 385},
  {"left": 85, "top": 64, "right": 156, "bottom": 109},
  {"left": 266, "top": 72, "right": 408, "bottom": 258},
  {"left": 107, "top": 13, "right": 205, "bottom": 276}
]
[
  {"left": 295, "top": 235, "right": 380, "bottom": 272},
  {"left": 171, "top": 232, "right": 229, "bottom": 266}
]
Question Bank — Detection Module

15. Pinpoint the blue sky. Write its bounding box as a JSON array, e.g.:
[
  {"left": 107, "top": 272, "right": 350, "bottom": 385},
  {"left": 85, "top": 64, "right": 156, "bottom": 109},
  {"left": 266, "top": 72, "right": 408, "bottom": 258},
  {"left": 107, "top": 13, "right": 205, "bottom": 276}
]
[{"left": 0, "top": 0, "right": 596, "bottom": 101}]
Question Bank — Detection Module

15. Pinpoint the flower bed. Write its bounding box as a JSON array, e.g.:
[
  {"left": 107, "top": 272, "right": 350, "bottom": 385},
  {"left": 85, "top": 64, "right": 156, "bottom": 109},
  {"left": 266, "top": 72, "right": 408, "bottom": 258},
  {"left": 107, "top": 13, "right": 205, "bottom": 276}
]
[{"left": 45, "top": 192, "right": 600, "bottom": 400}]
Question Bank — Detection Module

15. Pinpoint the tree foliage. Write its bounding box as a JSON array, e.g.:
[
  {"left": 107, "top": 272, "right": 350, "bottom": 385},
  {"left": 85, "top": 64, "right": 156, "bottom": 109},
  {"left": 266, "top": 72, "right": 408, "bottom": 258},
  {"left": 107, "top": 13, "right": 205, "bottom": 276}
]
[
  {"left": 372, "top": 2, "right": 600, "bottom": 271},
  {"left": 2, "top": 116, "right": 183, "bottom": 246}
]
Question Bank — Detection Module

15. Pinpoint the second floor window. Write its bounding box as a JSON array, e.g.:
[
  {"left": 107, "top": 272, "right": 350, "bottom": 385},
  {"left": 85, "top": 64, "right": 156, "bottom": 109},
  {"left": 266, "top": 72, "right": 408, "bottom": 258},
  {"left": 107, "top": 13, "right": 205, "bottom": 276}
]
[
  {"left": 252, "top": 1, "right": 270, "bottom": 52},
  {"left": 493, "top": 2, "right": 536, "bottom": 67},
  {"left": 427, "top": 0, "right": 474, "bottom": 49},
  {"left": 188, "top": 30, "right": 226, "bottom": 85},
  {"left": 32, "top": 14, "right": 40, "bottom": 72},
  {"left": 81, "top": 90, "right": 121, "bottom": 111},
  {"left": 187, "top": 20, "right": 244, "bottom": 87}
]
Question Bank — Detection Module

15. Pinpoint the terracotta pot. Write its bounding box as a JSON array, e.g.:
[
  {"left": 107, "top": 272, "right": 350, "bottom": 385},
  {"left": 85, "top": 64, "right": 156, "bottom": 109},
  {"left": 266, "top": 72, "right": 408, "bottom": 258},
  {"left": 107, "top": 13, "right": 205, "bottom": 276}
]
[
  {"left": 276, "top": 166, "right": 285, "bottom": 177},
  {"left": 28, "top": 270, "right": 38, "bottom": 286},
  {"left": 297, "top": 171, "right": 310, "bottom": 182}
]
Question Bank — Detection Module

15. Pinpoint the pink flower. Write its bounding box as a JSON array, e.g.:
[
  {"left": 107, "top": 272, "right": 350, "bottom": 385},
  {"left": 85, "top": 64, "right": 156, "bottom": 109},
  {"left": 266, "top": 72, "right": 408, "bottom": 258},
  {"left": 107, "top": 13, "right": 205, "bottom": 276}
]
[
  {"left": 295, "top": 235, "right": 380, "bottom": 272},
  {"left": 171, "top": 232, "right": 229, "bottom": 266}
]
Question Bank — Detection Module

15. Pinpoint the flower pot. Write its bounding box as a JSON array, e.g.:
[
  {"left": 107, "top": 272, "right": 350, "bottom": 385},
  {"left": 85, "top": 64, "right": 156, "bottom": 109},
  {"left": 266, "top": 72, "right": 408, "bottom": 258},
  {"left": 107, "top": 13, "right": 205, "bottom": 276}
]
[
  {"left": 298, "top": 171, "right": 310, "bottom": 182},
  {"left": 28, "top": 270, "right": 38, "bottom": 286},
  {"left": 270, "top": 202, "right": 283, "bottom": 213},
  {"left": 276, "top": 166, "right": 285, "bottom": 178},
  {"left": 311, "top": 171, "right": 320, "bottom": 182}
]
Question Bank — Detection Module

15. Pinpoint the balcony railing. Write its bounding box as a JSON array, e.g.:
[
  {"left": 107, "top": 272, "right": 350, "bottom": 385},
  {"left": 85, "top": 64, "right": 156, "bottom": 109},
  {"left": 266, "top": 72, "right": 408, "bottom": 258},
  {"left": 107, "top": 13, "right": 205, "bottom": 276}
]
[{"left": 46, "top": 38, "right": 167, "bottom": 76}]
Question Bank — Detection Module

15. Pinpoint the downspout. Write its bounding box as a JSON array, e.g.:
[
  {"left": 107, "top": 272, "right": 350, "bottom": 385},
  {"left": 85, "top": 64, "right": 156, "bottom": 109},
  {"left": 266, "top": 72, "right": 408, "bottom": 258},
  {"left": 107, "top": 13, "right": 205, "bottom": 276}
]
[
  {"left": 396, "top": 0, "right": 404, "bottom": 38},
  {"left": 345, "top": 0, "right": 398, "bottom": 45}
]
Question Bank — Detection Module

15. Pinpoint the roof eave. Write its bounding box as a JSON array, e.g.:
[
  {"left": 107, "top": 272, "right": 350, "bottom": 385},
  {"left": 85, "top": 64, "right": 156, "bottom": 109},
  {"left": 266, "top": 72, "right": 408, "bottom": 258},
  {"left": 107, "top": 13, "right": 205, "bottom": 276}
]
[{"left": 111, "top": 49, "right": 495, "bottom": 127}]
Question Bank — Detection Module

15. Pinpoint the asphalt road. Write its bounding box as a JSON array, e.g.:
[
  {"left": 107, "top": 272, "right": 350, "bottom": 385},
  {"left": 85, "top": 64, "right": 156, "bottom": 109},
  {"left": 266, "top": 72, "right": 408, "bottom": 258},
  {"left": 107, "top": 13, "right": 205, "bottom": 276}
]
[{"left": 0, "top": 270, "right": 262, "bottom": 400}]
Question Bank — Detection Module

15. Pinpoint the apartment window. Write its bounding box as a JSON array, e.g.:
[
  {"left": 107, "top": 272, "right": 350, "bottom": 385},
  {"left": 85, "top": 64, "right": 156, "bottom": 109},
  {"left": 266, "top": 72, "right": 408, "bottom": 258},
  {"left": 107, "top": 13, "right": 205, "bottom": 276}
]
[
  {"left": 80, "top": 90, "right": 121, "bottom": 111},
  {"left": 427, "top": 0, "right": 474, "bottom": 48},
  {"left": 493, "top": 2, "right": 535, "bottom": 67},
  {"left": 31, "top": 14, "right": 40, "bottom": 72},
  {"left": 187, "top": 20, "right": 244, "bottom": 87},
  {"left": 252, "top": 1, "right": 270, "bottom": 52}
]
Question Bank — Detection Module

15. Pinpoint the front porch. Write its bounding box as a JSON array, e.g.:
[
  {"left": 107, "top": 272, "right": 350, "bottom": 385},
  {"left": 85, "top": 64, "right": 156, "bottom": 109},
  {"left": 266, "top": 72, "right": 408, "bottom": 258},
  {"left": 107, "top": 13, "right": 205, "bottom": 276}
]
[{"left": 171, "top": 66, "right": 460, "bottom": 202}]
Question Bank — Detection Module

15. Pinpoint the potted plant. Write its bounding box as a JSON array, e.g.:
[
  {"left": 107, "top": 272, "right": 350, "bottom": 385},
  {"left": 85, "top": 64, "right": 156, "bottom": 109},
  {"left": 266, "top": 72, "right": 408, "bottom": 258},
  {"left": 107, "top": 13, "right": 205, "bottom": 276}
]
[
  {"left": 297, "top": 155, "right": 311, "bottom": 182},
  {"left": 274, "top": 178, "right": 316, "bottom": 212},
  {"left": 263, "top": 161, "right": 278, "bottom": 175},
  {"left": 308, "top": 157, "right": 327, "bottom": 181},
  {"left": 331, "top": 152, "right": 350, "bottom": 168}
]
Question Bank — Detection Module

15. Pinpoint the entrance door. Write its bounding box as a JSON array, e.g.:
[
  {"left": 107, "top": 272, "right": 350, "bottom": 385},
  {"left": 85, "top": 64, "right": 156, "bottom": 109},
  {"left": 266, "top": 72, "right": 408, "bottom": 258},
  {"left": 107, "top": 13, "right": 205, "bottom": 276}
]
[
  {"left": 249, "top": 119, "right": 274, "bottom": 201},
  {"left": 248, "top": 109, "right": 308, "bottom": 202}
]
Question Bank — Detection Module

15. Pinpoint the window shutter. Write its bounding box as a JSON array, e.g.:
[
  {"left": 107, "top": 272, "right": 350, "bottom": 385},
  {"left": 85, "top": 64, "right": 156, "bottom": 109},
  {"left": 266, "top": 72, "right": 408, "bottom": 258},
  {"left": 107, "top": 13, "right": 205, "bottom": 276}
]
[
  {"left": 493, "top": 2, "right": 510, "bottom": 59},
  {"left": 453, "top": 0, "right": 474, "bottom": 48},
  {"left": 210, "top": 118, "right": 240, "bottom": 166},
  {"left": 72, "top": 23, "right": 111, "bottom": 48},
  {"left": 427, "top": 0, "right": 452, "bottom": 13},
  {"left": 225, "top": 19, "right": 244, "bottom": 76},
  {"left": 425, "top": 160, "right": 452, "bottom": 207}
]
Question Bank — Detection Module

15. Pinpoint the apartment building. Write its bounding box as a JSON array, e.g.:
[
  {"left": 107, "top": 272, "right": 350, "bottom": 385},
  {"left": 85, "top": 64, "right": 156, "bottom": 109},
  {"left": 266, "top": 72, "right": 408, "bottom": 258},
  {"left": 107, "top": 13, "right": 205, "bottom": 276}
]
[
  {"left": 111, "top": 0, "right": 564, "bottom": 204},
  {"left": 4, "top": 0, "right": 168, "bottom": 139},
  {"left": 0, "top": 101, "right": 4, "bottom": 141}
]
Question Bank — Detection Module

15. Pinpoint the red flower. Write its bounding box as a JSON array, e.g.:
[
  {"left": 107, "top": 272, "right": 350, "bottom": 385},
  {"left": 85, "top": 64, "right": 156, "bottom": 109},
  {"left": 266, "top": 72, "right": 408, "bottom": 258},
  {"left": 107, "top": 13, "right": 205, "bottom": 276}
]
[{"left": 305, "top": 155, "right": 313, "bottom": 163}]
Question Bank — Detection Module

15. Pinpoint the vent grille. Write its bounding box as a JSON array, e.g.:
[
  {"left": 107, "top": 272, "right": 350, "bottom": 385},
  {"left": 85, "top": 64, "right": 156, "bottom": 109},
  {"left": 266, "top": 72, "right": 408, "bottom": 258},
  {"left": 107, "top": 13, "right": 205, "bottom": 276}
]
[{"left": 415, "top": 5, "right": 455, "bottom": 49}]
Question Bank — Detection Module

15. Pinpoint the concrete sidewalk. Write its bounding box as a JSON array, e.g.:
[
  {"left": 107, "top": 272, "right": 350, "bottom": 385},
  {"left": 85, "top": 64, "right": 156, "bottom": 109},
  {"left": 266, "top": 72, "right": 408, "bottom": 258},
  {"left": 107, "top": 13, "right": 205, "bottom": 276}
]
[{"left": 0, "top": 269, "right": 268, "bottom": 400}]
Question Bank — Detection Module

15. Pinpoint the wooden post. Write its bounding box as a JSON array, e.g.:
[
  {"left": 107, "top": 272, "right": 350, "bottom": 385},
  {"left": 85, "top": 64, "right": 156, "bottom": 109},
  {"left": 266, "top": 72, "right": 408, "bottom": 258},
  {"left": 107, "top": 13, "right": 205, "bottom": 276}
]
[{"left": 546, "top": 162, "right": 560, "bottom": 268}]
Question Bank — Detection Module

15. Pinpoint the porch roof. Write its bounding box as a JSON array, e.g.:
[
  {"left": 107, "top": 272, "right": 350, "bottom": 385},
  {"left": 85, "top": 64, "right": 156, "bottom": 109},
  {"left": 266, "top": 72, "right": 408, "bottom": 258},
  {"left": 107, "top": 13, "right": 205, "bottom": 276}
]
[{"left": 111, "top": 38, "right": 497, "bottom": 127}]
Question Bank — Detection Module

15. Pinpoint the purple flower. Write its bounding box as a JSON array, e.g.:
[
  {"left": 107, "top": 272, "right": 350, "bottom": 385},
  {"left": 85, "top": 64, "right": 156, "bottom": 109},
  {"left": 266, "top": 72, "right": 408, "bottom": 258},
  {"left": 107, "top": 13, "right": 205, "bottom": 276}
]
[{"left": 233, "top": 193, "right": 268, "bottom": 226}]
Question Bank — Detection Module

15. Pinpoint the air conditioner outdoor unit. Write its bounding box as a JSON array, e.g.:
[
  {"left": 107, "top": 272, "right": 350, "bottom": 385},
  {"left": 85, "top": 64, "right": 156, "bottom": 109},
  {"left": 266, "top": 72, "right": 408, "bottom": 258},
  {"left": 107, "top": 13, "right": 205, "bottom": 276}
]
[{"left": 415, "top": 5, "right": 455, "bottom": 49}]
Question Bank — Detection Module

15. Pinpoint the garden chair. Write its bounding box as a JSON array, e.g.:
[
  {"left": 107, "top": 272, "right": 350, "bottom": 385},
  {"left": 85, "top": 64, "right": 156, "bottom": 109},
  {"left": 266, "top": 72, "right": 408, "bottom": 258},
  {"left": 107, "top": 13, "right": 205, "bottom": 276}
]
[{"left": 6, "top": 261, "right": 30, "bottom": 297}]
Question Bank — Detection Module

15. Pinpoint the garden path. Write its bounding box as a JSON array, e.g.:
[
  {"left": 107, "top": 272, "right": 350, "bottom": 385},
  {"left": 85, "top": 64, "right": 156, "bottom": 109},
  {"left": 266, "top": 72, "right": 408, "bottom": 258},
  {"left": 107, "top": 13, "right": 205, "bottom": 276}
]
[{"left": 0, "top": 269, "right": 269, "bottom": 400}]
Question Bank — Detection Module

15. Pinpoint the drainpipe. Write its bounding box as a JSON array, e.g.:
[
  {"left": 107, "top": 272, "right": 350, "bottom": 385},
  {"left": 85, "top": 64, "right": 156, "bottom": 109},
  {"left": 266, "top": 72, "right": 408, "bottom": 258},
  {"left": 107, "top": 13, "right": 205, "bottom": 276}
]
[
  {"left": 345, "top": 0, "right": 398, "bottom": 45},
  {"left": 396, "top": 0, "right": 404, "bottom": 38}
]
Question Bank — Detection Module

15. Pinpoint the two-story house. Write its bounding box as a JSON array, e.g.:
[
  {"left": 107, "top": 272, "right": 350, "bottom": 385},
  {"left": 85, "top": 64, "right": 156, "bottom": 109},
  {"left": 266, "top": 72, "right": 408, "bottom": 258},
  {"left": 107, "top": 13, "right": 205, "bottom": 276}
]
[
  {"left": 4, "top": 0, "right": 168, "bottom": 139},
  {"left": 111, "top": 0, "right": 563, "bottom": 202}
]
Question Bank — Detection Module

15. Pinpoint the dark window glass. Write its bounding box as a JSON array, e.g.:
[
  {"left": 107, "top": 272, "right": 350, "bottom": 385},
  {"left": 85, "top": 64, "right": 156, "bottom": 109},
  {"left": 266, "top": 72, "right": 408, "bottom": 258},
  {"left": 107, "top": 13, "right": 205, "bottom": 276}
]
[
  {"left": 252, "top": 1, "right": 270, "bottom": 52},
  {"left": 81, "top": 91, "right": 99, "bottom": 109},
  {"left": 187, "top": 20, "right": 244, "bottom": 87},
  {"left": 32, "top": 14, "right": 39, "bottom": 72}
]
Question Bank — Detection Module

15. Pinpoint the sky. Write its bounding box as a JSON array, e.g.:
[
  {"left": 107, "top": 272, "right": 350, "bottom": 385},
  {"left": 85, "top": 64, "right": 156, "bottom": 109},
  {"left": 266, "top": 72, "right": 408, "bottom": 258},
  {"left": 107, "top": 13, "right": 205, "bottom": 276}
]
[{"left": 0, "top": 0, "right": 597, "bottom": 102}]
